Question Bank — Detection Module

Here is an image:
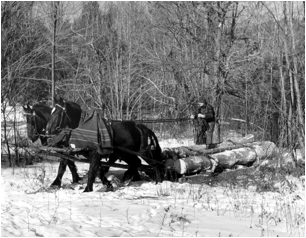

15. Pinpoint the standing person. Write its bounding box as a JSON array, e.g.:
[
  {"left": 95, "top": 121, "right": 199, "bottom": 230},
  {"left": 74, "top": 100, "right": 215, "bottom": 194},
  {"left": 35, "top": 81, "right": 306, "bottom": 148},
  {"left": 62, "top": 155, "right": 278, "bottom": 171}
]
[{"left": 190, "top": 98, "right": 215, "bottom": 148}]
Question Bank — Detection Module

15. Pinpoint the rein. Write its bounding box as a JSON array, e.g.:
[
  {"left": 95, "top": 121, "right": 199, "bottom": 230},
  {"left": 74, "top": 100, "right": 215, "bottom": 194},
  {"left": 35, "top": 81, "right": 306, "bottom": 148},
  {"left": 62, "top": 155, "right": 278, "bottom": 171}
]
[{"left": 110, "top": 118, "right": 193, "bottom": 124}]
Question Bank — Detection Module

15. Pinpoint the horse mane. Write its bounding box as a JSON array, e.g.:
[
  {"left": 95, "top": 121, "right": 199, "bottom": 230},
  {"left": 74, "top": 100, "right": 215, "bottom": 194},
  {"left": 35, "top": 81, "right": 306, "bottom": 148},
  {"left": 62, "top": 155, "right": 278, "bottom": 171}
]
[{"left": 64, "top": 101, "right": 82, "bottom": 128}]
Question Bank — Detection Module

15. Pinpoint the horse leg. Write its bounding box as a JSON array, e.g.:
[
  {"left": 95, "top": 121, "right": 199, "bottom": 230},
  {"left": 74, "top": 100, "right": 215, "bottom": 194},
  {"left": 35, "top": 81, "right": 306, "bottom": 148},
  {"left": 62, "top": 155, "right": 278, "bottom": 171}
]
[
  {"left": 123, "top": 155, "right": 141, "bottom": 183},
  {"left": 83, "top": 152, "right": 101, "bottom": 192},
  {"left": 66, "top": 160, "right": 81, "bottom": 184},
  {"left": 51, "top": 159, "right": 68, "bottom": 188},
  {"left": 154, "top": 165, "right": 163, "bottom": 183},
  {"left": 98, "top": 154, "right": 118, "bottom": 191},
  {"left": 137, "top": 150, "right": 161, "bottom": 183}
]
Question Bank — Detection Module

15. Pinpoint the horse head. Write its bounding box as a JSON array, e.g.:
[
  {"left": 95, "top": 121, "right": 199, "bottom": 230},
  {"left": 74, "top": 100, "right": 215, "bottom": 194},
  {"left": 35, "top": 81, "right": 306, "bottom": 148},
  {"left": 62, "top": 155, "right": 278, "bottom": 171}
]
[
  {"left": 46, "top": 96, "right": 82, "bottom": 135},
  {"left": 22, "top": 103, "right": 51, "bottom": 144}
]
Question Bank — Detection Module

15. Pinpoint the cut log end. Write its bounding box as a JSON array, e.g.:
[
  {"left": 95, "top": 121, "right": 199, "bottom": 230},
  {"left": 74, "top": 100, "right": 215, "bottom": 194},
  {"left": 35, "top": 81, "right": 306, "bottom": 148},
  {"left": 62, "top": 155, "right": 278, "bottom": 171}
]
[
  {"left": 173, "top": 159, "right": 188, "bottom": 174},
  {"left": 173, "top": 156, "right": 212, "bottom": 175}
]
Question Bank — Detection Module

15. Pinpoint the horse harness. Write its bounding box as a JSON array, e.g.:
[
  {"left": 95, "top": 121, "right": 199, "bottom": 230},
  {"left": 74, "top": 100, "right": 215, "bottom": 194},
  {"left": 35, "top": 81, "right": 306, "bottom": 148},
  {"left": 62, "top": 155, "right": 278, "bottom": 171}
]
[
  {"left": 24, "top": 110, "right": 45, "bottom": 137},
  {"left": 52, "top": 103, "right": 72, "bottom": 133}
]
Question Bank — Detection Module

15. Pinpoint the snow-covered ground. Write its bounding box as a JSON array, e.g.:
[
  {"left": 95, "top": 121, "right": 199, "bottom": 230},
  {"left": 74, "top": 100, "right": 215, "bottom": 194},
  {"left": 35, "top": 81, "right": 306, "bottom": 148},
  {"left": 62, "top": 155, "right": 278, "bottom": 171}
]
[{"left": 1, "top": 139, "right": 305, "bottom": 237}]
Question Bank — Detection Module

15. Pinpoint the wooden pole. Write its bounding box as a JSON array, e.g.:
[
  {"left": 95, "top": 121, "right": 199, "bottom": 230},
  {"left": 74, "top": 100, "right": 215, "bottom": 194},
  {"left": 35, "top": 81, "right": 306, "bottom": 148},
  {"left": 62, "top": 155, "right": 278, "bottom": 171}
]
[
  {"left": 51, "top": 1, "right": 59, "bottom": 106},
  {"left": 28, "top": 146, "right": 154, "bottom": 172}
]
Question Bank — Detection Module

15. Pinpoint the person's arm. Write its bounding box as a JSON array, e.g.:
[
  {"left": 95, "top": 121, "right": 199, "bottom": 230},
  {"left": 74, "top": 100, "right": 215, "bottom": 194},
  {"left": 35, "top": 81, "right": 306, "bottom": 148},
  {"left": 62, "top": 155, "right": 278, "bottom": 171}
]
[
  {"left": 198, "top": 105, "right": 214, "bottom": 120},
  {"left": 197, "top": 113, "right": 206, "bottom": 118},
  {"left": 190, "top": 108, "right": 201, "bottom": 119},
  {"left": 190, "top": 113, "right": 197, "bottom": 119}
]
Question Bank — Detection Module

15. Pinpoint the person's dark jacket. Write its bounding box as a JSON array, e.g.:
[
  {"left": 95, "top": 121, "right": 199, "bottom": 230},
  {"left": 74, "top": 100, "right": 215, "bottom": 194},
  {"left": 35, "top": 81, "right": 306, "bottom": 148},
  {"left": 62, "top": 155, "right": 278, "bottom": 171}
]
[{"left": 194, "top": 104, "right": 215, "bottom": 123}]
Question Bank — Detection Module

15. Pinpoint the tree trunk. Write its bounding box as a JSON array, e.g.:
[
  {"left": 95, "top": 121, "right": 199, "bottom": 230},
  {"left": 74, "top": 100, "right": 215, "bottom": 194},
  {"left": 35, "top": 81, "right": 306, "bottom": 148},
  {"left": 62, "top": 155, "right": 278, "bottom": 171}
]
[
  {"left": 51, "top": 1, "right": 59, "bottom": 107},
  {"left": 288, "top": 2, "right": 305, "bottom": 157}
]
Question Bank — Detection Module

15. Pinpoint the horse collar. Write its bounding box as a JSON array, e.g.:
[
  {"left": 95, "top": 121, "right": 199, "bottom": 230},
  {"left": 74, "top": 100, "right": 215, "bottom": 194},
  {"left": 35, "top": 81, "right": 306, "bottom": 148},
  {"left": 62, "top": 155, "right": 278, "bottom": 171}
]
[{"left": 54, "top": 103, "right": 66, "bottom": 112}]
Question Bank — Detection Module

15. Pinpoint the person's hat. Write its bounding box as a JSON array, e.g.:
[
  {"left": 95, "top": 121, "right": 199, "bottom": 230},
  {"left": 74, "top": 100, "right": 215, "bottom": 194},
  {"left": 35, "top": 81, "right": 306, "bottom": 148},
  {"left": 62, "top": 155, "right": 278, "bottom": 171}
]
[{"left": 198, "top": 97, "right": 207, "bottom": 105}]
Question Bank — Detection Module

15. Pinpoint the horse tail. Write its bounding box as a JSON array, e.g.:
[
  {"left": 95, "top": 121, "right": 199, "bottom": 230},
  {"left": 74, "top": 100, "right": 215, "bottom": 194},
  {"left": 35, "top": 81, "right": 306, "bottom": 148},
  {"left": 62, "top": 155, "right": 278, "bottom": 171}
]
[
  {"left": 145, "top": 127, "right": 165, "bottom": 183},
  {"left": 136, "top": 124, "right": 162, "bottom": 161},
  {"left": 135, "top": 123, "right": 147, "bottom": 152},
  {"left": 136, "top": 124, "right": 164, "bottom": 183}
]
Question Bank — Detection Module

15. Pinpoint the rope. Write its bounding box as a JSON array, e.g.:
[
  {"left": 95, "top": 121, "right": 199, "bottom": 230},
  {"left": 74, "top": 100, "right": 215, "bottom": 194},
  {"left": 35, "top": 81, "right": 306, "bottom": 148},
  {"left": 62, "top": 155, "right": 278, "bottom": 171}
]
[{"left": 111, "top": 118, "right": 193, "bottom": 124}]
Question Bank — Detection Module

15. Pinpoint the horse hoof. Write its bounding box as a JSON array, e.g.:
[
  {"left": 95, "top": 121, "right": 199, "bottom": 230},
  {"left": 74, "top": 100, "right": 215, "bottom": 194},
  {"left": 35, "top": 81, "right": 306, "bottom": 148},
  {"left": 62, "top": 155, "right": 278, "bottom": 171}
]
[
  {"left": 132, "top": 176, "right": 141, "bottom": 181},
  {"left": 83, "top": 187, "right": 92, "bottom": 193},
  {"left": 123, "top": 179, "right": 132, "bottom": 186},
  {"left": 105, "top": 186, "right": 114, "bottom": 192},
  {"left": 50, "top": 184, "right": 60, "bottom": 189}
]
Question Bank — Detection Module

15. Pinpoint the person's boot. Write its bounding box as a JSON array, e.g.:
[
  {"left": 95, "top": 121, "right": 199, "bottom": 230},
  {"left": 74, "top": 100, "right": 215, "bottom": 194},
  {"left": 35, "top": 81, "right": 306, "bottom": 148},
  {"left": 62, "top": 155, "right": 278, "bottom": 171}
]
[{"left": 206, "top": 131, "right": 213, "bottom": 148}]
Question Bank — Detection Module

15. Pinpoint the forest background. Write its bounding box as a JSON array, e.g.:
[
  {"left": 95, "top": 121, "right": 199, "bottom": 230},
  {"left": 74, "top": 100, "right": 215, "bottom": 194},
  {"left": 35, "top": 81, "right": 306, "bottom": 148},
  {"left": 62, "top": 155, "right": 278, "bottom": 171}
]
[{"left": 1, "top": 1, "right": 305, "bottom": 157}]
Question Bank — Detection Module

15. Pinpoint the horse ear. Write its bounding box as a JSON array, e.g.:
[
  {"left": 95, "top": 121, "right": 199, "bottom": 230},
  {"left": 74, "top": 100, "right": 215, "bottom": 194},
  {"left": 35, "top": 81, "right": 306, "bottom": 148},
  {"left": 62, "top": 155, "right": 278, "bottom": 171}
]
[
  {"left": 27, "top": 103, "right": 33, "bottom": 110},
  {"left": 59, "top": 97, "right": 64, "bottom": 105}
]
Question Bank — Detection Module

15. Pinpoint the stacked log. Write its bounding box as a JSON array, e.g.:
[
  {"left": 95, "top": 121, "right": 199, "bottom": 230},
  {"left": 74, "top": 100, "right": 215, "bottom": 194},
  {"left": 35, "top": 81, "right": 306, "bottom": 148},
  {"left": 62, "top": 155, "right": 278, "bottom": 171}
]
[{"left": 162, "top": 140, "right": 279, "bottom": 175}]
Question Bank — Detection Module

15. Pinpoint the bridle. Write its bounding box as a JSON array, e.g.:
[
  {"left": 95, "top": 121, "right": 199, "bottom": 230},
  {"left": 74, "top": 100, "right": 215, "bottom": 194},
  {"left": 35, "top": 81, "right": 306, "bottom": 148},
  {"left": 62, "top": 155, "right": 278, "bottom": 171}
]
[
  {"left": 51, "top": 103, "right": 72, "bottom": 133},
  {"left": 23, "top": 111, "right": 45, "bottom": 137}
]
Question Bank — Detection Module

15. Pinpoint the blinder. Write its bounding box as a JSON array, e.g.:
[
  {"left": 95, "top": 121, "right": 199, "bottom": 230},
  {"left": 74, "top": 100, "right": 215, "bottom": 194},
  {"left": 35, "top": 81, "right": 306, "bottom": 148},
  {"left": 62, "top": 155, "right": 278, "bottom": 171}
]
[{"left": 23, "top": 110, "right": 40, "bottom": 137}]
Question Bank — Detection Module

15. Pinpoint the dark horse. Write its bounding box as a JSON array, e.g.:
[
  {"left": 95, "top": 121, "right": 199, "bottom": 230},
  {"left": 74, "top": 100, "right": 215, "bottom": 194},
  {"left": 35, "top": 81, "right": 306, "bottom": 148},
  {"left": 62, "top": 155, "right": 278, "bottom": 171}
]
[
  {"left": 22, "top": 103, "right": 52, "bottom": 146},
  {"left": 46, "top": 97, "right": 164, "bottom": 192},
  {"left": 23, "top": 103, "right": 81, "bottom": 183}
]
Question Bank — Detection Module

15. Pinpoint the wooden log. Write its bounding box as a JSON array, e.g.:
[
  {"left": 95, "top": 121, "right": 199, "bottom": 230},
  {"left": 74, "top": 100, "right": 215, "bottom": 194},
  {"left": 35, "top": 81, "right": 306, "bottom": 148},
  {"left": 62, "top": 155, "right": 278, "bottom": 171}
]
[
  {"left": 31, "top": 145, "right": 82, "bottom": 153},
  {"left": 229, "top": 134, "right": 255, "bottom": 144},
  {"left": 99, "top": 161, "right": 153, "bottom": 172},
  {"left": 250, "top": 141, "right": 279, "bottom": 159},
  {"left": 163, "top": 135, "right": 258, "bottom": 158},
  {"left": 185, "top": 144, "right": 248, "bottom": 155},
  {"left": 162, "top": 147, "right": 197, "bottom": 160},
  {"left": 209, "top": 148, "right": 257, "bottom": 169},
  {"left": 167, "top": 141, "right": 278, "bottom": 175},
  {"left": 183, "top": 134, "right": 256, "bottom": 154},
  {"left": 172, "top": 155, "right": 212, "bottom": 175},
  {"left": 33, "top": 149, "right": 89, "bottom": 163},
  {"left": 163, "top": 144, "right": 252, "bottom": 159}
]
